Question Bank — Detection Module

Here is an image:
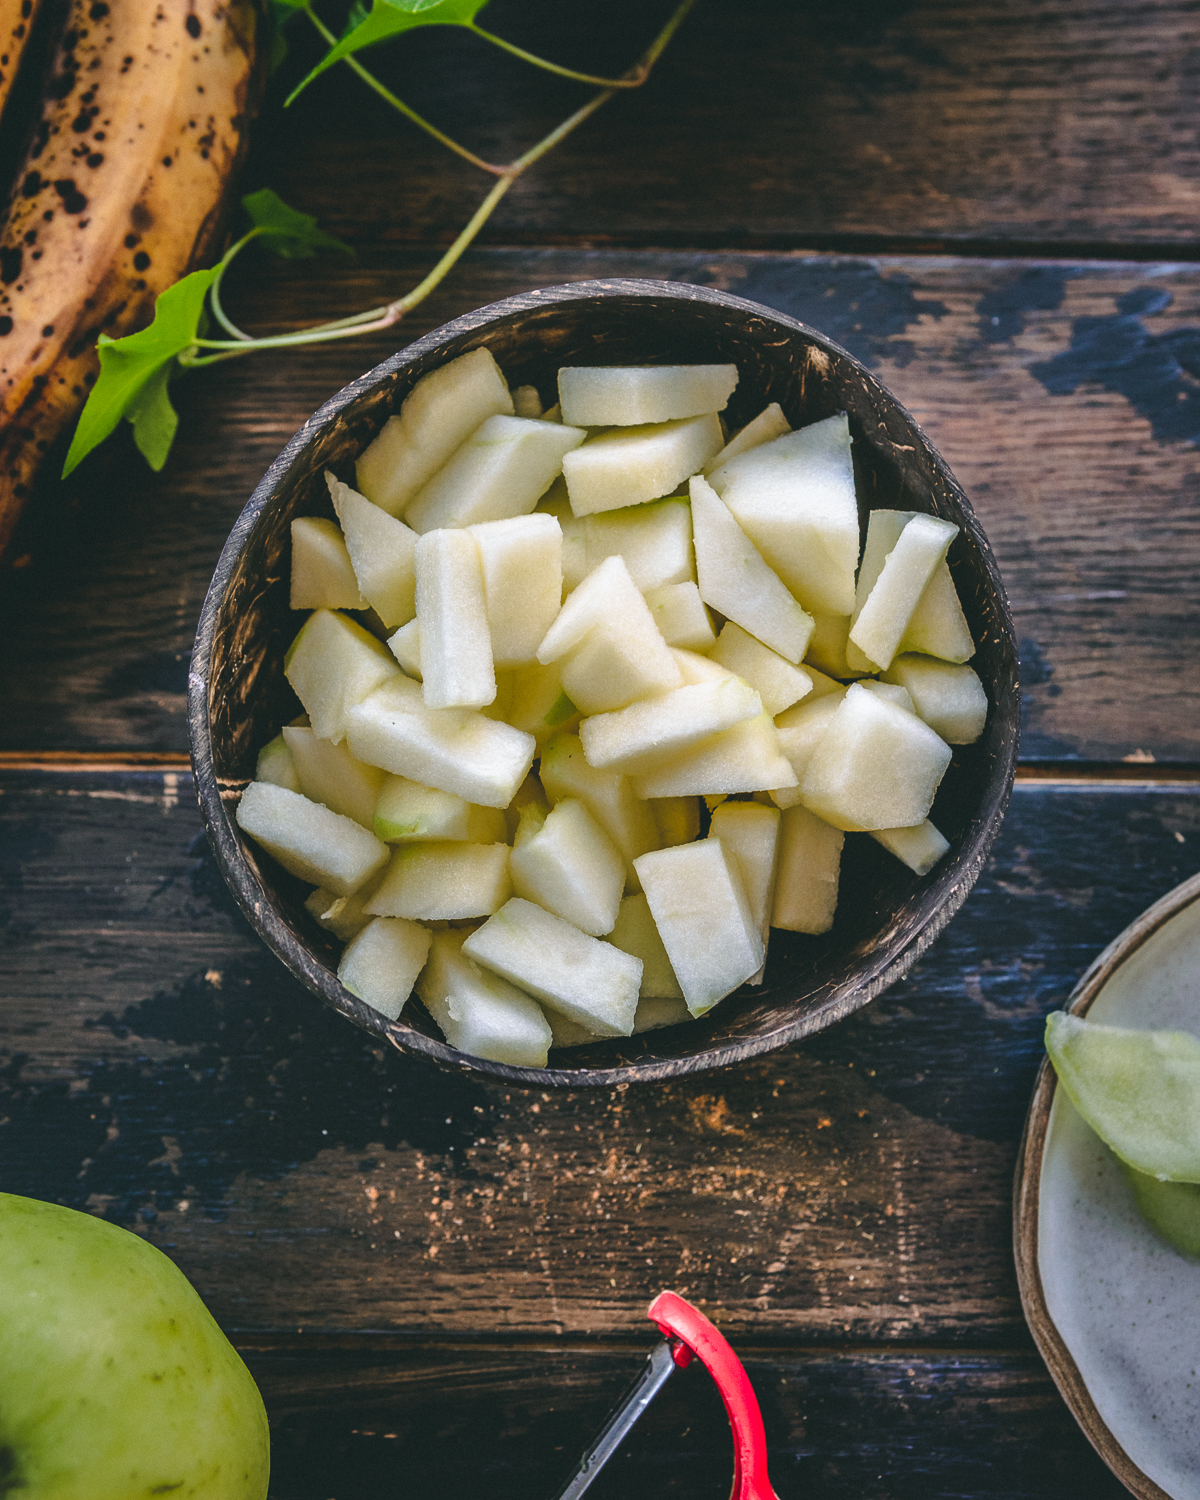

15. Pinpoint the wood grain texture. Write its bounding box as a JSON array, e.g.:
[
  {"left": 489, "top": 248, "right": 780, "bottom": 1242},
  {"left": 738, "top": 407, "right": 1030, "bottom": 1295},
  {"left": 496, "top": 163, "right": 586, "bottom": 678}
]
[
  {"left": 0, "top": 249, "right": 1197, "bottom": 761},
  {"left": 3, "top": 770, "right": 1199, "bottom": 1342},
  {"left": 255, "top": 0, "right": 1200, "bottom": 252},
  {"left": 240, "top": 1342, "right": 1128, "bottom": 1500}
]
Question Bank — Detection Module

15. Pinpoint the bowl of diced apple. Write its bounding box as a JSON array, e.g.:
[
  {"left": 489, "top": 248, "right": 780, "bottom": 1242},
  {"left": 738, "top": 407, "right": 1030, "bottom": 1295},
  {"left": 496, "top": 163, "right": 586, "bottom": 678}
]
[{"left": 189, "top": 278, "right": 1019, "bottom": 1085}]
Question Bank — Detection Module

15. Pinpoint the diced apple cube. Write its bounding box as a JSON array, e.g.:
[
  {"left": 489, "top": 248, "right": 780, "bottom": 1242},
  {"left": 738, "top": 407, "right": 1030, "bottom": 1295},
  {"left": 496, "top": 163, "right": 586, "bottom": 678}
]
[
  {"left": 337, "top": 916, "right": 432, "bottom": 1021},
  {"left": 415, "top": 528, "right": 496, "bottom": 710},
  {"left": 804, "top": 613, "right": 870, "bottom": 679},
  {"left": 282, "top": 725, "right": 386, "bottom": 829},
  {"left": 860, "top": 680, "right": 916, "bottom": 714},
  {"left": 345, "top": 684, "right": 534, "bottom": 808},
  {"left": 256, "top": 732, "right": 299, "bottom": 792},
  {"left": 367, "top": 840, "right": 512, "bottom": 920},
  {"left": 799, "top": 682, "right": 952, "bottom": 831},
  {"left": 850, "top": 509, "right": 974, "bottom": 665},
  {"left": 373, "top": 774, "right": 505, "bottom": 843},
  {"left": 557, "top": 364, "right": 737, "bottom": 427},
  {"left": 355, "top": 347, "right": 513, "bottom": 516},
  {"left": 417, "top": 929, "right": 552, "bottom": 1068},
  {"left": 770, "top": 690, "right": 848, "bottom": 808},
  {"left": 848, "top": 513, "right": 959, "bottom": 672},
  {"left": 632, "top": 714, "right": 798, "bottom": 800},
  {"left": 545, "top": 991, "right": 692, "bottom": 1048},
  {"left": 708, "top": 801, "right": 781, "bottom": 984},
  {"left": 581, "top": 497, "right": 695, "bottom": 592},
  {"left": 580, "top": 677, "right": 763, "bottom": 776},
  {"left": 649, "top": 796, "right": 701, "bottom": 849},
  {"left": 326, "top": 473, "right": 418, "bottom": 629},
  {"left": 704, "top": 402, "right": 791, "bottom": 472},
  {"left": 634, "top": 840, "right": 763, "bottom": 1016},
  {"left": 870, "top": 819, "right": 950, "bottom": 875},
  {"left": 510, "top": 797, "right": 625, "bottom": 937},
  {"left": 690, "top": 475, "right": 814, "bottom": 664},
  {"left": 236, "top": 781, "right": 389, "bottom": 896},
  {"left": 284, "top": 609, "right": 401, "bottom": 744},
  {"left": 386, "top": 618, "right": 422, "bottom": 679},
  {"left": 536, "top": 481, "right": 587, "bottom": 592},
  {"left": 671, "top": 648, "right": 736, "bottom": 686},
  {"left": 708, "top": 413, "right": 859, "bottom": 616},
  {"left": 290, "top": 516, "right": 363, "bottom": 611},
  {"left": 305, "top": 869, "right": 386, "bottom": 942},
  {"left": 405, "top": 415, "right": 586, "bottom": 533},
  {"left": 540, "top": 730, "right": 660, "bottom": 888},
  {"left": 469, "top": 512, "right": 563, "bottom": 666},
  {"left": 512, "top": 384, "right": 544, "bottom": 419},
  {"left": 644, "top": 582, "right": 716, "bottom": 651},
  {"left": 562, "top": 413, "right": 723, "bottom": 516},
  {"left": 463, "top": 898, "right": 642, "bottom": 1036},
  {"left": 607, "top": 892, "right": 684, "bottom": 999},
  {"left": 507, "top": 660, "right": 578, "bottom": 747},
  {"left": 710, "top": 622, "right": 813, "bottom": 716},
  {"left": 772, "top": 804, "right": 843, "bottom": 934},
  {"left": 883, "top": 654, "right": 988, "bottom": 744}
]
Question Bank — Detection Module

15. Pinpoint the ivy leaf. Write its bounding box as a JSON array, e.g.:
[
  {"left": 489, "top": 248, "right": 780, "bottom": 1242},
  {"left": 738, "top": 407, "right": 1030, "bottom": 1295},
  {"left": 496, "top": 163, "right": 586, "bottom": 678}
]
[
  {"left": 242, "top": 188, "right": 354, "bottom": 259},
  {"left": 285, "top": 0, "right": 489, "bottom": 105},
  {"left": 267, "top": 0, "right": 308, "bottom": 74},
  {"left": 62, "top": 267, "right": 216, "bottom": 478}
]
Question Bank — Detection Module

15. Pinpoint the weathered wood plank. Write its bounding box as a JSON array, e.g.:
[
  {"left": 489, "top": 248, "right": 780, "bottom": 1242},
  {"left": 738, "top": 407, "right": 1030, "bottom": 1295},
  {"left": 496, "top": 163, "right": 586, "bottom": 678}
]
[
  {"left": 1, "top": 250, "right": 1197, "bottom": 761},
  {"left": 243, "top": 1343, "right": 1127, "bottom": 1500},
  {"left": 3, "top": 771, "right": 1198, "bottom": 1341},
  {"left": 257, "top": 0, "right": 1200, "bottom": 251}
]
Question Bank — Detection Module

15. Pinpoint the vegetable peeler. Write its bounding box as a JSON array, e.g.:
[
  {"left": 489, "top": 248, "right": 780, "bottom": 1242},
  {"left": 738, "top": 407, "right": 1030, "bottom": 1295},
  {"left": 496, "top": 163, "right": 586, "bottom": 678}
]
[{"left": 549, "top": 1291, "right": 777, "bottom": 1500}]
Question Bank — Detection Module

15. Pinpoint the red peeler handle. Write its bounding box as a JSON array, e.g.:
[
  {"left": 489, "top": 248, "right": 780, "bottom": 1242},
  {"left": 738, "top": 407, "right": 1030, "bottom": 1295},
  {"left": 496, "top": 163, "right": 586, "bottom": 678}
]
[{"left": 647, "top": 1292, "right": 777, "bottom": 1500}]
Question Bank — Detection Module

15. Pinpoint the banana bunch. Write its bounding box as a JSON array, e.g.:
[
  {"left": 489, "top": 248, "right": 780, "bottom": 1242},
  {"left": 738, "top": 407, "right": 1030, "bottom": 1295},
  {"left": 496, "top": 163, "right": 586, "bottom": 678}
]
[{"left": 0, "top": 0, "right": 261, "bottom": 563}]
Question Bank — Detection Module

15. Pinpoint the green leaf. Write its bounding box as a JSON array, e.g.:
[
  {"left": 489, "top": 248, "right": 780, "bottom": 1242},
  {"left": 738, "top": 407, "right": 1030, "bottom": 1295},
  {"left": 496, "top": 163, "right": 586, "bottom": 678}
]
[
  {"left": 285, "top": 0, "right": 489, "bottom": 104},
  {"left": 62, "top": 267, "right": 216, "bottom": 478},
  {"left": 242, "top": 188, "right": 353, "bottom": 259},
  {"left": 267, "top": 0, "right": 307, "bottom": 72},
  {"left": 127, "top": 362, "right": 179, "bottom": 472}
]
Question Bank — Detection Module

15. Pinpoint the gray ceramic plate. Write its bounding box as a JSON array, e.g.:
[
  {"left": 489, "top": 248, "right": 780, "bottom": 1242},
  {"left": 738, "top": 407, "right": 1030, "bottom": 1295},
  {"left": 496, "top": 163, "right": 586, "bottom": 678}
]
[{"left": 1015, "top": 871, "right": 1200, "bottom": 1500}]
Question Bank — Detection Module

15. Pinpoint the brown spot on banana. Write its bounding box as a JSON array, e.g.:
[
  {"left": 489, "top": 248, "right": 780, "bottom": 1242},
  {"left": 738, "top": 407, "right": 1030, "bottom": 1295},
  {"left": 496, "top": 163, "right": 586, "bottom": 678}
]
[
  {"left": 0, "top": 0, "right": 262, "bottom": 564},
  {"left": 0, "top": 0, "right": 43, "bottom": 132}
]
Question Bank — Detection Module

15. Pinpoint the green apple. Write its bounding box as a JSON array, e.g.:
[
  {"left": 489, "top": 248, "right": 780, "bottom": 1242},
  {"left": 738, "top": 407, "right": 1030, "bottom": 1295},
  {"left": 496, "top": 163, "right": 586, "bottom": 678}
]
[{"left": 0, "top": 1192, "right": 269, "bottom": 1499}]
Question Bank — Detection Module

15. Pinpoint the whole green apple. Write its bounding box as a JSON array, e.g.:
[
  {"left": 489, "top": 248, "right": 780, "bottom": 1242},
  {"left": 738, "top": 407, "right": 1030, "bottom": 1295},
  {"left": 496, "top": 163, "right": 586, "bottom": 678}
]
[{"left": 0, "top": 1193, "right": 269, "bottom": 1499}]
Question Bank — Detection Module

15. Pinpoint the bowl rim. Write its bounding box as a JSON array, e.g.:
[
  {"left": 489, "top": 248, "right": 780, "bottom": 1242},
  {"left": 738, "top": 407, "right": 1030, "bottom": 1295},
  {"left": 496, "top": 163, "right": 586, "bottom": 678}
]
[{"left": 189, "top": 276, "right": 1019, "bottom": 1088}]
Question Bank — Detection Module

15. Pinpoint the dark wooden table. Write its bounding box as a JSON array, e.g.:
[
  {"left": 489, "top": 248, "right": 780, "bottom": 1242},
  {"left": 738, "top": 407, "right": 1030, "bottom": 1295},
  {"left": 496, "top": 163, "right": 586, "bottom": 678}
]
[{"left": 3, "top": 3, "right": 1199, "bottom": 1495}]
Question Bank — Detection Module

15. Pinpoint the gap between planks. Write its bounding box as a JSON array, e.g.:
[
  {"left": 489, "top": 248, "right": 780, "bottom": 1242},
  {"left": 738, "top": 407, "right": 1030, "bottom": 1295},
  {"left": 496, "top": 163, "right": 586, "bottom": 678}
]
[{"left": 1, "top": 752, "right": 1199, "bottom": 786}]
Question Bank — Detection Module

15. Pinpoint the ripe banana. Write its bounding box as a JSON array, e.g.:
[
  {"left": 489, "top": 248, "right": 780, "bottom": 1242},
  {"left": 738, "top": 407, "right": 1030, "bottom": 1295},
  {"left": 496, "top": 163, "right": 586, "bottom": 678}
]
[
  {"left": 0, "top": 0, "right": 261, "bottom": 563},
  {"left": 0, "top": 0, "right": 42, "bottom": 129}
]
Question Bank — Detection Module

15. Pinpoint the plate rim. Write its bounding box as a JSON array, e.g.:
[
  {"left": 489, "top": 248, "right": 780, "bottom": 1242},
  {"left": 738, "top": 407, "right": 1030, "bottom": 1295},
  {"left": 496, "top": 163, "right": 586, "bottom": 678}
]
[{"left": 1013, "top": 868, "right": 1200, "bottom": 1500}]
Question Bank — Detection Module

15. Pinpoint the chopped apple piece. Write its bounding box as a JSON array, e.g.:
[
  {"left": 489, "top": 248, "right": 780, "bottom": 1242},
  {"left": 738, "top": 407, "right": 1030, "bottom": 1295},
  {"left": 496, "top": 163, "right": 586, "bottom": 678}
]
[
  {"left": 649, "top": 796, "right": 701, "bottom": 849},
  {"left": 562, "top": 413, "right": 723, "bottom": 516},
  {"left": 671, "top": 648, "right": 736, "bottom": 686},
  {"left": 417, "top": 929, "right": 552, "bottom": 1068},
  {"left": 708, "top": 801, "right": 781, "bottom": 984},
  {"left": 305, "top": 869, "right": 386, "bottom": 942},
  {"left": 536, "top": 482, "right": 587, "bottom": 591},
  {"left": 580, "top": 677, "right": 763, "bottom": 776},
  {"left": 804, "top": 613, "right": 870, "bottom": 679},
  {"left": 557, "top": 364, "right": 737, "bottom": 427},
  {"left": 510, "top": 797, "right": 625, "bottom": 937},
  {"left": 710, "top": 622, "right": 813, "bottom": 716},
  {"left": 772, "top": 804, "right": 843, "bottom": 933},
  {"left": 850, "top": 509, "right": 974, "bottom": 666},
  {"left": 708, "top": 412, "right": 859, "bottom": 616},
  {"left": 771, "top": 690, "right": 848, "bottom": 808},
  {"left": 414, "top": 528, "right": 496, "bottom": 710},
  {"left": 883, "top": 654, "right": 988, "bottom": 744},
  {"left": 508, "top": 660, "right": 578, "bottom": 747},
  {"left": 690, "top": 475, "right": 814, "bottom": 664},
  {"left": 282, "top": 725, "right": 386, "bottom": 829},
  {"left": 345, "top": 682, "right": 535, "bottom": 808},
  {"left": 373, "top": 774, "right": 505, "bottom": 843},
  {"left": 463, "top": 898, "right": 642, "bottom": 1036},
  {"left": 504, "top": 770, "right": 548, "bottom": 842},
  {"left": 236, "top": 782, "right": 389, "bottom": 896},
  {"left": 542, "top": 403, "right": 562, "bottom": 423},
  {"left": 870, "top": 819, "right": 950, "bottom": 875},
  {"left": 606, "top": 892, "right": 684, "bottom": 999},
  {"left": 256, "top": 733, "right": 299, "bottom": 792},
  {"left": 337, "top": 916, "right": 432, "bottom": 1021},
  {"left": 367, "top": 841, "right": 512, "bottom": 920},
  {"left": 848, "top": 513, "right": 959, "bottom": 672},
  {"left": 512, "top": 384, "right": 544, "bottom": 419},
  {"left": 704, "top": 402, "right": 791, "bottom": 472},
  {"left": 386, "top": 618, "right": 422, "bottom": 678},
  {"left": 326, "top": 473, "right": 418, "bottom": 630},
  {"left": 290, "top": 516, "right": 364, "bottom": 611},
  {"left": 540, "top": 730, "right": 660, "bottom": 888},
  {"left": 860, "top": 680, "right": 915, "bottom": 714},
  {"left": 580, "top": 498, "right": 695, "bottom": 591},
  {"left": 799, "top": 682, "right": 952, "bottom": 832},
  {"left": 632, "top": 713, "right": 798, "bottom": 800},
  {"left": 285, "top": 609, "right": 401, "bottom": 744},
  {"left": 355, "top": 347, "right": 513, "bottom": 516},
  {"left": 469, "top": 512, "right": 563, "bottom": 666},
  {"left": 405, "top": 415, "right": 585, "bottom": 533},
  {"left": 634, "top": 840, "right": 763, "bottom": 1016},
  {"left": 644, "top": 581, "right": 715, "bottom": 651}
]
